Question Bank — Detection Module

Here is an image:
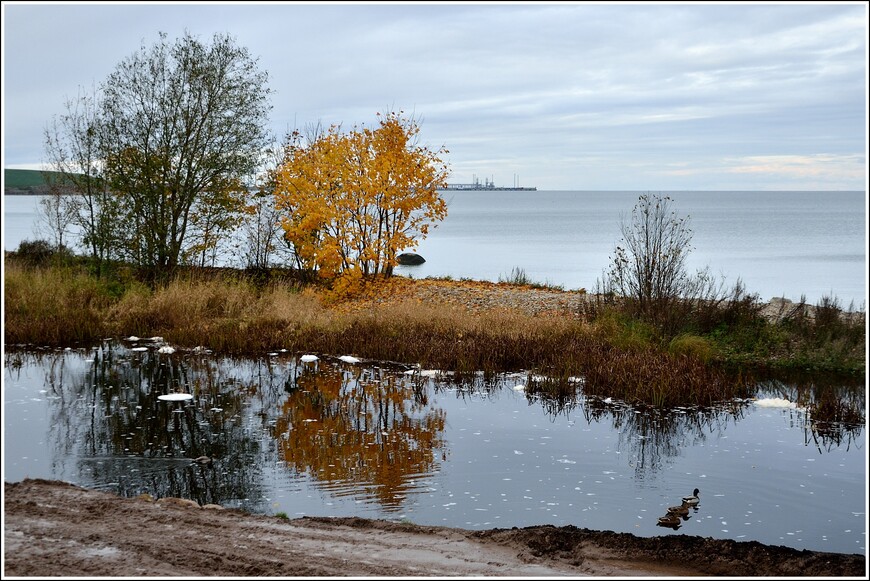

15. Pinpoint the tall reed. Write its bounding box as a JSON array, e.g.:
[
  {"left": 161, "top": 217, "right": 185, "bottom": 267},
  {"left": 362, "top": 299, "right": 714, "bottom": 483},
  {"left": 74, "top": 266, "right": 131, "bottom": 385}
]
[
  {"left": 3, "top": 262, "right": 114, "bottom": 345},
  {"left": 4, "top": 260, "right": 863, "bottom": 408}
]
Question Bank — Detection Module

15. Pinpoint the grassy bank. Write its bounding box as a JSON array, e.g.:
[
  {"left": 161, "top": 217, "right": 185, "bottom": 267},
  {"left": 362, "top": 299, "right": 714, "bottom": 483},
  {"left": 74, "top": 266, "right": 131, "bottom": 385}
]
[
  {"left": 3, "top": 255, "right": 865, "bottom": 408},
  {"left": 4, "top": 168, "right": 68, "bottom": 194}
]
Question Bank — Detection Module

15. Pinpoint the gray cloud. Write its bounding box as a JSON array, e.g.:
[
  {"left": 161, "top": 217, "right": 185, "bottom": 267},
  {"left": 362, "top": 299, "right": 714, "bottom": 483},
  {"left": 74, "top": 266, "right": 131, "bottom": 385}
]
[{"left": 2, "top": 2, "right": 866, "bottom": 190}]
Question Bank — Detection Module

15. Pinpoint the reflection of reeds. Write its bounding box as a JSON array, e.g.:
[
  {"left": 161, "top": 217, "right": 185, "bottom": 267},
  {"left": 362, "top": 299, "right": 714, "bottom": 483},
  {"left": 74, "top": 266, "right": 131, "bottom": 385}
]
[
  {"left": 746, "top": 371, "right": 865, "bottom": 453},
  {"left": 536, "top": 385, "right": 753, "bottom": 476},
  {"left": 806, "top": 388, "right": 865, "bottom": 451}
]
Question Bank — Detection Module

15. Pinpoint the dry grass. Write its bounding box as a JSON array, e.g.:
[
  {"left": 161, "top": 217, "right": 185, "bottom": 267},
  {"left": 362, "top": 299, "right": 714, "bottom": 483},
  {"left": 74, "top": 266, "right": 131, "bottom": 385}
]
[
  {"left": 3, "top": 262, "right": 113, "bottom": 345},
  {"left": 3, "top": 260, "right": 862, "bottom": 408}
]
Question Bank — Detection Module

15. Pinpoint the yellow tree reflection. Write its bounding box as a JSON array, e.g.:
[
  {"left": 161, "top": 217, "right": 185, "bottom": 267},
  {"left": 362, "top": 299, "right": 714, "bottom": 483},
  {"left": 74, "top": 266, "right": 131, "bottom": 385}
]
[{"left": 275, "top": 364, "right": 447, "bottom": 509}]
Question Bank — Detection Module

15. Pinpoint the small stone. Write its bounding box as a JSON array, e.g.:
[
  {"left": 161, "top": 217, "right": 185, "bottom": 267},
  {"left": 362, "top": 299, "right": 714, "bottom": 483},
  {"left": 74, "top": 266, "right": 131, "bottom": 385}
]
[{"left": 156, "top": 497, "right": 201, "bottom": 509}]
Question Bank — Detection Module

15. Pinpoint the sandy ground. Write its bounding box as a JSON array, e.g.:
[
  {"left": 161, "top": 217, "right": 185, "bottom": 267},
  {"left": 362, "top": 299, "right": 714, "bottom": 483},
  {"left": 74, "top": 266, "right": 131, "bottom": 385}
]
[{"left": 3, "top": 479, "right": 866, "bottom": 578}]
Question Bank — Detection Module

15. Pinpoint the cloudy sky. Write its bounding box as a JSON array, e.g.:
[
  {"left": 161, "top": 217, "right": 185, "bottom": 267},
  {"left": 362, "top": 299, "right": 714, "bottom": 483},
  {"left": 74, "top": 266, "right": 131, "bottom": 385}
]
[{"left": 2, "top": 2, "right": 867, "bottom": 190}]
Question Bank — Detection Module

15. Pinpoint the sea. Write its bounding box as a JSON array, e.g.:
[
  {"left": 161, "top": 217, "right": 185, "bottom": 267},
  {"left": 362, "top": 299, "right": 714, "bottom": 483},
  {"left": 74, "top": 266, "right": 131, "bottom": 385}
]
[{"left": 3, "top": 190, "right": 867, "bottom": 307}]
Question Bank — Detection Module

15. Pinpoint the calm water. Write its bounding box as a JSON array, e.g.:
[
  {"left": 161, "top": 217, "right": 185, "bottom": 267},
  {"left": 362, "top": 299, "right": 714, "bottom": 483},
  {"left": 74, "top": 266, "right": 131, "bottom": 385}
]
[
  {"left": 3, "top": 343, "right": 866, "bottom": 555},
  {"left": 3, "top": 190, "right": 867, "bottom": 306},
  {"left": 395, "top": 190, "right": 867, "bottom": 307}
]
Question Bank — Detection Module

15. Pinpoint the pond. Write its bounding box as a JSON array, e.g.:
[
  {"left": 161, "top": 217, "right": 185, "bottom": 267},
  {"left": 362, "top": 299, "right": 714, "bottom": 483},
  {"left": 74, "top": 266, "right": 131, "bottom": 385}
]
[{"left": 3, "top": 341, "right": 866, "bottom": 555}]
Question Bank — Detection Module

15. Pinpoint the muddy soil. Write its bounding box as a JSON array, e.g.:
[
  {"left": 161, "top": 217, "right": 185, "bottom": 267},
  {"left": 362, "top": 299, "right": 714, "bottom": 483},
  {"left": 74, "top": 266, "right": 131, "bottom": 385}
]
[{"left": 3, "top": 479, "right": 865, "bottom": 577}]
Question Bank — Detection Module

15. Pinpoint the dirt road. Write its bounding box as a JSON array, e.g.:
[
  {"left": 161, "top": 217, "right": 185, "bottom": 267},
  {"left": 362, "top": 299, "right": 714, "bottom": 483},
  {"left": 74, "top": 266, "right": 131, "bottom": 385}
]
[{"left": 3, "top": 479, "right": 865, "bottom": 577}]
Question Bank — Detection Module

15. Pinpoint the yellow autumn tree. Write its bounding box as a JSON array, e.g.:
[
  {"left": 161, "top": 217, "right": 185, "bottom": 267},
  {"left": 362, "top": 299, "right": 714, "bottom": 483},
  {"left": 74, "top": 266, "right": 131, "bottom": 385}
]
[{"left": 274, "top": 111, "right": 449, "bottom": 280}]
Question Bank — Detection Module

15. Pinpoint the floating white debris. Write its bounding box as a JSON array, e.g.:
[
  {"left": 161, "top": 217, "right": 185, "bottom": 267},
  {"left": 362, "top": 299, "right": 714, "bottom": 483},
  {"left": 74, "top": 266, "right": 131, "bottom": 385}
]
[
  {"left": 126, "top": 335, "right": 140, "bottom": 341},
  {"left": 604, "top": 397, "right": 613, "bottom": 404},
  {"left": 513, "top": 384, "right": 526, "bottom": 391},
  {"left": 300, "top": 354, "right": 318, "bottom": 363},
  {"left": 158, "top": 393, "right": 193, "bottom": 402},
  {"left": 157, "top": 345, "right": 176, "bottom": 354},
  {"left": 339, "top": 355, "right": 361, "bottom": 364},
  {"left": 754, "top": 397, "right": 797, "bottom": 409},
  {"left": 149, "top": 336, "right": 164, "bottom": 342},
  {"left": 130, "top": 346, "right": 149, "bottom": 352}
]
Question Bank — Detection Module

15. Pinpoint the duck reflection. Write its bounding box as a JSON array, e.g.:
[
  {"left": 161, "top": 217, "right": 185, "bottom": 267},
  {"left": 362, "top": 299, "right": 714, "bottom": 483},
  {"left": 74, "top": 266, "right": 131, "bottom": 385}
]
[
  {"left": 274, "top": 363, "right": 447, "bottom": 510},
  {"left": 656, "top": 513, "right": 683, "bottom": 529}
]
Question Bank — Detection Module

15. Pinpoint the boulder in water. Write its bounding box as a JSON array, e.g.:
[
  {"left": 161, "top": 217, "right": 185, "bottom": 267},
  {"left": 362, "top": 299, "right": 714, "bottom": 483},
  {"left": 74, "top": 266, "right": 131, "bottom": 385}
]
[{"left": 397, "top": 252, "right": 426, "bottom": 266}]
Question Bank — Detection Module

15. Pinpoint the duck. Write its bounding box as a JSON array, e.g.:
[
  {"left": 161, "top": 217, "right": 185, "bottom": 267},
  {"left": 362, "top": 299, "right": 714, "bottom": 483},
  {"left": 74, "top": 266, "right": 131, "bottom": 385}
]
[
  {"left": 682, "top": 488, "right": 700, "bottom": 506},
  {"left": 193, "top": 455, "right": 214, "bottom": 466},
  {"left": 667, "top": 502, "right": 690, "bottom": 517},
  {"left": 657, "top": 513, "right": 682, "bottom": 527}
]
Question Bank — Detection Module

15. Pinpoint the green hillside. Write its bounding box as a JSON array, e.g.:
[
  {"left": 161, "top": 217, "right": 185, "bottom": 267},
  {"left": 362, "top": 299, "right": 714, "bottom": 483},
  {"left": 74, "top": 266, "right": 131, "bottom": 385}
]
[
  {"left": 4, "top": 168, "right": 79, "bottom": 192},
  {"left": 5, "top": 169, "right": 51, "bottom": 188}
]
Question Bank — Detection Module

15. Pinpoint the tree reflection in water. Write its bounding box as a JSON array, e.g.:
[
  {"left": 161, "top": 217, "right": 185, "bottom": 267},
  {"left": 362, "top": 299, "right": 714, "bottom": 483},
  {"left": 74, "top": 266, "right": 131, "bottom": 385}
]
[
  {"left": 431, "top": 371, "right": 863, "bottom": 480},
  {"left": 274, "top": 362, "right": 447, "bottom": 510},
  {"left": 4, "top": 346, "right": 863, "bottom": 515},
  {"left": 580, "top": 398, "right": 751, "bottom": 478},
  {"left": 754, "top": 371, "right": 865, "bottom": 453},
  {"left": 9, "top": 343, "right": 273, "bottom": 508}
]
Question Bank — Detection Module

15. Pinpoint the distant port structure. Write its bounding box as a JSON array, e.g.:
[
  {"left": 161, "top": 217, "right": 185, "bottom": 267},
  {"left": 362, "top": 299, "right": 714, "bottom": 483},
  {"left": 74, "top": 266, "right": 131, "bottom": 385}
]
[{"left": 443, "top": 174, "right": 536, "bottom": 191}]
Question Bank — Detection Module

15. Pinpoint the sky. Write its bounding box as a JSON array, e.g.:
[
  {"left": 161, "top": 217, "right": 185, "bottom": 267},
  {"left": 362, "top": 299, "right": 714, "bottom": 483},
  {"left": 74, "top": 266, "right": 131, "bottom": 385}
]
[{"left": 1, "top": 1, "right": 867, "bottom": 191}]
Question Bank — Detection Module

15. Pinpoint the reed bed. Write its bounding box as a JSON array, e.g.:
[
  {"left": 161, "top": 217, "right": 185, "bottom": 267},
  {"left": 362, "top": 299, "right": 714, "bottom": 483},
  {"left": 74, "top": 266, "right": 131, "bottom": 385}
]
[
  {"left": 4, "top": 259, "right": 864, "bottom": 408},
  {"left": 3, "top": 262, "right": 113, "bottom": 345}
]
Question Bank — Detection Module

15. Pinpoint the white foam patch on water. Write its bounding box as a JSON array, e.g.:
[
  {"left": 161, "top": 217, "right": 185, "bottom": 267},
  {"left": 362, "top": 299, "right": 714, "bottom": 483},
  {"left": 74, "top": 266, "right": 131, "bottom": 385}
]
[
  {"left": 754, "top": 397, "right": 797, "bottom": 408},
  {"left": 157, "top": 393, "right": 193, "bottom": 401}
]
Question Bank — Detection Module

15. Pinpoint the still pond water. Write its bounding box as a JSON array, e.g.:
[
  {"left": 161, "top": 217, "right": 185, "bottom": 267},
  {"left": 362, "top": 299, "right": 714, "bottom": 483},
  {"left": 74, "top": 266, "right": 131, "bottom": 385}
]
[{"left": 3, "top": 341, "right": 866, "bottom": 555}]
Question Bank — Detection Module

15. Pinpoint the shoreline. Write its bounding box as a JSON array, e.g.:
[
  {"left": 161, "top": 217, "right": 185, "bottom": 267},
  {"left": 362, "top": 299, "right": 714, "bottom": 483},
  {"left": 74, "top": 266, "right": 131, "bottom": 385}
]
[
  {"left": 4, "top": 478, "right": 866, "bottom": 577},
  {"left": 4, "top": 259, "right": 866, "bottom": 380}
]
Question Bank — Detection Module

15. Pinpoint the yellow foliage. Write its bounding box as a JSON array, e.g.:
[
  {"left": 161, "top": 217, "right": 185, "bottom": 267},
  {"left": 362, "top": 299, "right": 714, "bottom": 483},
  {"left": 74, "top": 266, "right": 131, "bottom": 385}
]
[{"left": 274, "top": 111, "right": 449, "bottom": 280}]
